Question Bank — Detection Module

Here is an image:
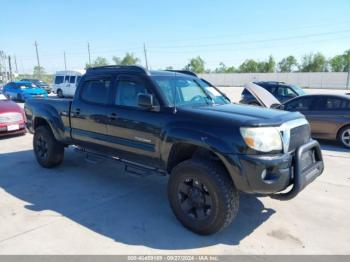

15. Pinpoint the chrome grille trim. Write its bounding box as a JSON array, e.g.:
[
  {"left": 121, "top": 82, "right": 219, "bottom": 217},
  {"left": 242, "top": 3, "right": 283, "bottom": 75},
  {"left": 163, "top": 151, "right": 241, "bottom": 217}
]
[{"left": 278, "top": 118, "right": 309, "bottom": 153}]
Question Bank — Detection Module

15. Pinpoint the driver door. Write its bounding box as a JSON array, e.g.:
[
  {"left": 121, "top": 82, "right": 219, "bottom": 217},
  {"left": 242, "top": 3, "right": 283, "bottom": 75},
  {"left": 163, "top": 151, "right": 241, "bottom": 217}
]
[{"left": 105, "top": 74, "right": 164, "bottom": 168}]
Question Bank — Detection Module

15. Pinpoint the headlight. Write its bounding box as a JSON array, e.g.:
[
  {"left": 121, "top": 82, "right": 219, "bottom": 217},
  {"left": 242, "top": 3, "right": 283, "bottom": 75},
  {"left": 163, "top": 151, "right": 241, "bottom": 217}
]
[
  {"left": 0, "top": 112, "right": 23, "bottom": 123},
  {"left": 240, "top": 127, "right": 282, "bottom": 152}
]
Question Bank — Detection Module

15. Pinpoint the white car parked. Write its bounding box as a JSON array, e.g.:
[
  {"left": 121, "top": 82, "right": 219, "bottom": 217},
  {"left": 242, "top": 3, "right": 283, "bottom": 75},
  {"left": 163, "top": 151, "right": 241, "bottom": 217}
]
[{"left": 52, "top": 71, "right": 83, "bottom": 98}]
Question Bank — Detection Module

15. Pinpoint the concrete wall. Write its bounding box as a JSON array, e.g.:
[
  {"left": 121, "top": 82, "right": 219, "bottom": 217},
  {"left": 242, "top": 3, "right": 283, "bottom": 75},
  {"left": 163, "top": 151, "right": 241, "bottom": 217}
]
[{"left": 199, "top": 72, "right": 350, "bottom": 89}]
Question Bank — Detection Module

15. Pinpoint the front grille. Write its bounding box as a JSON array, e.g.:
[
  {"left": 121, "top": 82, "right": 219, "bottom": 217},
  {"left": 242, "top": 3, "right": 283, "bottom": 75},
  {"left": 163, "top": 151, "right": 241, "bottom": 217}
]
[
  {"left": 289, "top": 124, "right": 311, "bottom": 152},
  {"left": 0, "top": 112, "right": 23, "bottom": 123}
]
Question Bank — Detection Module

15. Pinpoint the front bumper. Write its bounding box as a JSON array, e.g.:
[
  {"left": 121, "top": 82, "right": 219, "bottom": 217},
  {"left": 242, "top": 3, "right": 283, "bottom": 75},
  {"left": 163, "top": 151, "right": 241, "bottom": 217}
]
[
  {"left": 0, "top": 122, "right": 26, "bottom": 137},
  {"left": 224, "top": 140, "right": 324, "bottom": 199}
]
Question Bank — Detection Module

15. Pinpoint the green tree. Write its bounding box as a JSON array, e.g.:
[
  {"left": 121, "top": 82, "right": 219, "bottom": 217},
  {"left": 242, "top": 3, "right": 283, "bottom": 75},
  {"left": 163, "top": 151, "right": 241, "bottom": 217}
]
[
  {"left": 214, "top": 62, "right": 236, "bottom": 73},
  {"left": 113, "top": 53, "right": 140, "bottom": 65},
  {"left": 85, "top": 57, "right": 109, "bottom": 69},
  {"left": 278, "top": 55, "right": 298, "bottom": 72},
  {"left": 214, "top": 62, "right": 227, "bottom": 73},
  {"left": 330, "top": 55, "right": 346, "bottom": 72},
  {"left": 299, "top": 52, "right": 328, "bottom": 72},
  {"left": 343, "top": 49, "right": 350, "bottom": 72},
  {"left": 239, "top": 59, "right": 259, "bottom": 73},
  {"left": 256, "top": 56, "right": 276, "bottom": 73},
  {"left": 184, "top": 56, "right": 205, "bottom": 73},
  {"left": 33, "top": 66, "right": 45, "bottom": 78}
]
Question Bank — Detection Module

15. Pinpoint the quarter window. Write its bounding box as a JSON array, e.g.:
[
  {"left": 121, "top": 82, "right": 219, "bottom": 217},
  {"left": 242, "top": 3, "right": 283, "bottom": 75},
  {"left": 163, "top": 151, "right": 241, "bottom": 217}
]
[
  {"left": 324, "top": 97, "right": 347, "bottom": 110},
  {"left": 81, "top": 79, "right": 110, "bottom": 104}
]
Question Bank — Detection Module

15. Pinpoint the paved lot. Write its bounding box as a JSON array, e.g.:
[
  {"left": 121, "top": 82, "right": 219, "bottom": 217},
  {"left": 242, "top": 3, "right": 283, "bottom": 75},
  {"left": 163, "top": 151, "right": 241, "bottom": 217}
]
[{"left": 0, "top": 88, "right": 350, "bottom": 254}]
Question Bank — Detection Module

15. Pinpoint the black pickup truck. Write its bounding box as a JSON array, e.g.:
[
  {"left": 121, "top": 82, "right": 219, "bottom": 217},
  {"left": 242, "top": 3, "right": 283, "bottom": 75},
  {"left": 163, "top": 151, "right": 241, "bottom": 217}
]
[{"left": 25, "top": 66, "right": 324, "bottom": 235}]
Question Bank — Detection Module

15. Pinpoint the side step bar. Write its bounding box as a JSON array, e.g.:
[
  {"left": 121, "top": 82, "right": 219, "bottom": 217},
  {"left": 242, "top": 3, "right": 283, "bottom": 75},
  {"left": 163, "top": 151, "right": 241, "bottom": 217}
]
[{"left": 72, "top": 146, "right": 167, "bottom": 177}]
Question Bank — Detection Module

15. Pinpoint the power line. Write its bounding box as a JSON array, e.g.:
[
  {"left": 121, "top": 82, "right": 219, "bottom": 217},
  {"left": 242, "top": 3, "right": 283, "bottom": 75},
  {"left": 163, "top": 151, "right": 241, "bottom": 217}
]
[{"left": 150, "top": 29, "right": 350, "bottom": 49}]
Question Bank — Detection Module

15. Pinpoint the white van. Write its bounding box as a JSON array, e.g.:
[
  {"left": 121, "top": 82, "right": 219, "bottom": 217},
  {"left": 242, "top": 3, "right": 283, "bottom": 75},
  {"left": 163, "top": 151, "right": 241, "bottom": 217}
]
[{"left": 52, "top": 71, "right": 83, "bottom": 98}]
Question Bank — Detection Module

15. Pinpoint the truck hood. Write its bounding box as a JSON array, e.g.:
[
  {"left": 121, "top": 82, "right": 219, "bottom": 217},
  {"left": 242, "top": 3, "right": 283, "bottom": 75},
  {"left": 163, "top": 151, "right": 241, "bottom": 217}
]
[
  {"left": 182, "top": 103, "right": 303, "bottom": 127},
  {"left": 244, "top": 82, "right": 281, "bottom": 108}
]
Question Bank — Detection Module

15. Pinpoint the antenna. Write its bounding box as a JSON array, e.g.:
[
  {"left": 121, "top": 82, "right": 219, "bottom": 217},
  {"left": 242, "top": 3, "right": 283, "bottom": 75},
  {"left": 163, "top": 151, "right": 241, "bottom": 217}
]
[{"left": 173, "top": 72, "right": 177, "bottom": 114}]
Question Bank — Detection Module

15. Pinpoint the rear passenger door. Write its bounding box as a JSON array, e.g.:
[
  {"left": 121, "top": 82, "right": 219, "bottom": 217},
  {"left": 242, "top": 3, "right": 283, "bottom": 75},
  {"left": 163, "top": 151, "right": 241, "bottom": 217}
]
[
  {"left": 105, "top": 74, "right": 163, "bottom": 168},
  {"left": 310, "top": 96, "right": 350, "bottom": 139},
  {"left": 70, "top": 75, "right": 112, "bottom": 147}
]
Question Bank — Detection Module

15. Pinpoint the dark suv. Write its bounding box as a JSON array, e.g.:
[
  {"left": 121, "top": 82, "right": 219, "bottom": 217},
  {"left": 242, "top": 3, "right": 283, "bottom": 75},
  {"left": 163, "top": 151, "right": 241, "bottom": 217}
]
[
  {"left": 25, "top": 66, "right": 323, "bottom": 235},
  {"left": 240, "top": 81, "right": 306, "bottom": 105}
]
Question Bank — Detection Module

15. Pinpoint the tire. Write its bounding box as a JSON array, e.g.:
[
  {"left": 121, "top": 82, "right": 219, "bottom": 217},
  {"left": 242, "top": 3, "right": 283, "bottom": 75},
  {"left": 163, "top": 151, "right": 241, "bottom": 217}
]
[
  {"left": 168, "top": 159, "right": 239, "bottom": 235},
  {"left": 33, "top": 126, "right": 64, "bottom": 168},
  {"left": 57, "top": 89, "right": 63, "bottom": 98},
  {"left": 338, "top": 125, "right": 350, "bottom": 148}
]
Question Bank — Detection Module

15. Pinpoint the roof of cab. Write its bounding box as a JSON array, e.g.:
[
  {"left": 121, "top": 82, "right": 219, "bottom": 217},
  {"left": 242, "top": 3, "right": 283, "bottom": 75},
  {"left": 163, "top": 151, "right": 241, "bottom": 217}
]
[{"left": 85, "top": 65, "right": 196, "bottom": 78}]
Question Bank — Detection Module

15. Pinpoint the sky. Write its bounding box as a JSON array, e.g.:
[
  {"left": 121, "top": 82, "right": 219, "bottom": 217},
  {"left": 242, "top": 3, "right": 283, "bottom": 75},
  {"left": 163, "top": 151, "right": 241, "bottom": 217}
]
[{"left": 1, "top": 0, "right": 350, "bottom": 73}]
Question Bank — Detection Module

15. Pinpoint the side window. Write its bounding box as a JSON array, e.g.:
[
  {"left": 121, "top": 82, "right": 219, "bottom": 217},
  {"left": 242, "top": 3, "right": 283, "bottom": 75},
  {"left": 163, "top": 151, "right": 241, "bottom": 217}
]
[
  {"left": 265, "top": 86, "right": 276, "bottom": 95},
  {"left": 64, "top": 75, "right": 70, "bottom": 83},
  {"left": 69, "top": 76, "right": 76, "bottom": 84},
  {"left": 80, "top": 79, "right": 110, "bottom": 104},
  {"left": 55, "top": 76, "right": 64, "bottom": 84},
  {"left": 178, "top": 79, "right": 206, "bottom": 103},
  {"left": 115, "top": 79, "right": 149, "bottom": 107},
  {"left": 285, "top": 97, "right": 315, "bottom": 111},
  {"left": 324, "top": 97, "right": 347, "bottom": 111}
]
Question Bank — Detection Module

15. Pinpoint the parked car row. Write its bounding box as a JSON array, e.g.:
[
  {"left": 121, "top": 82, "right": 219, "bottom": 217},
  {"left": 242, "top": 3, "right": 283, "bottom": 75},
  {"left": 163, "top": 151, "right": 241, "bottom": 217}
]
[
  {"left": 242, "top": 82, "right": 350, "bottom": 148},
  {"left": 1, "top": 70, "right": 349, "bottom": 149}
]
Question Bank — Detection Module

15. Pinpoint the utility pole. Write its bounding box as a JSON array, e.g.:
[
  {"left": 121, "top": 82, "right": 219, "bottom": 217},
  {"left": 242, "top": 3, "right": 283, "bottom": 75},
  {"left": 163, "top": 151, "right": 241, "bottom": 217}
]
[
  {"left": 3, "top": 53, "right": 8, "bottom": 82},
  {"left": 87, "top": 42, "right": 91, "bottom": 65},
  {"left": 143, "top": 43, "right": 149, "bottom": 70},
  {"left": 0, "top": 51, "right": 3, "bottom": 82},
  {"left": 64, "top": 51, "right": 67, "bottom": 70},
  {"left": 14, "top": 55, "right": 18, "bottom": 74},
  {"left": 34, "top": 41, "right": 41, "bottom": 78},
  {"left": 8, "top": 56, "right": 13, "bottom": 81}
]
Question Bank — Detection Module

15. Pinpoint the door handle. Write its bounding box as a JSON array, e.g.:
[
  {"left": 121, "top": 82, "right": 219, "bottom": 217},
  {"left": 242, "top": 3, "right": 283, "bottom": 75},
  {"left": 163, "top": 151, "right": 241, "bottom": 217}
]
[{"left": 109, "top": 112, "right": 117, "bottom": 120}]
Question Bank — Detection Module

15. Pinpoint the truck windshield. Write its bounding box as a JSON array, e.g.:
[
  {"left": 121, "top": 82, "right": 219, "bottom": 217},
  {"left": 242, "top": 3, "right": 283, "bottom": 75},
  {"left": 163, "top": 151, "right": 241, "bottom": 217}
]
[
  {"left": 152, "top": 76, "right": 230, "bottom": 107},
  {"left": 17, "top": 83, "right": 37, "bottom": 89}
]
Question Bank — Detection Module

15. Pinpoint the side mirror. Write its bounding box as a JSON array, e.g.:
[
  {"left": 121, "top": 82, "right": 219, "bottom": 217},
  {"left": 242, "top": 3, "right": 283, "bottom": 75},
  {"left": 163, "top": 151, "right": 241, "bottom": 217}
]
[{"left": 138, "top": 93, "right": 154, "bottom": 109}]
